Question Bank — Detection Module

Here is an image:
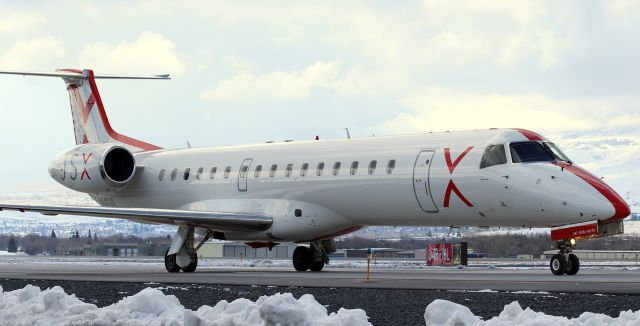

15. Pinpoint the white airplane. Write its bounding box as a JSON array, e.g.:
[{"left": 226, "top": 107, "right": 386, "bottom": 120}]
[{"left": 0, "top": 69, "right": 630, "bottom": 276}]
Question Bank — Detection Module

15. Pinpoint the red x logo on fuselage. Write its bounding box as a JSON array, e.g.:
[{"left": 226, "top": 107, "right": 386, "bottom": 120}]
[{"left": 443, "top": 147, "right": 473, "bottom": 207}]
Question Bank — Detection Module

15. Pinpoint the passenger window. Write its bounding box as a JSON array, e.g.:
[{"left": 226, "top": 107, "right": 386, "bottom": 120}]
[
  {"left": 254, "top": 165, "right": 262, "bottom": 178},
  {"left": 480, "top": 145, "right": 507, "bottom": 169},
  {"left": 332, "top": 162, "right": 341, "bottom": 176},
  {"left": 196, "top": 167, "right": 203, "bottom": 180},
  {"left": 300, "top": 163, "right": 309, "bottom": 177},
  {"left": 510, "top": 142, "right": 554, "bottom": 163},
  {"left": 269, "top": 164, "right": 278, "bottom": 177},
  {"left": 183, "top": 168, "right": 191, "bottom": 180},
  {"left": 209, "top": 167, "right": 217, "bottom": 179},
  {"left": 171, "top": 168, "right": 178, "bottom": 181},
  {"left": 240, "top": 165, "right": 249, "bottom": 178},
  {"left": 285, "top": 164, "right": 293, "bottom": 177},
  {"left": 368, "top": 160, "right": 377, "bottom": 174},
  {"left": 316, "top": 162, "right": 325, "bottom": 176},
  {"left": 386, "top": 160, "right": 396, "bottom": 174},
  {"left": 350, "top": 161, "right": 359, "bottom": 175},
  {"left": 224, "top": 166, "right": 231, "bottom": 179},
  {"left": 159, "top": 169, "right": 165, "bottom": 181}
]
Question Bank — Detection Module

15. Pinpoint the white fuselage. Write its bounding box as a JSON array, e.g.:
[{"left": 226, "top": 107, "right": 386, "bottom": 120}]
[{"left": 83, "top": 129, "right": 627, "bottom": 242}]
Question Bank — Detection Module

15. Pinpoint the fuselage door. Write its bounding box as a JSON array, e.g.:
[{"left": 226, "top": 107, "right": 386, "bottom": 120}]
[
  {"left": 238, "top": 158, "right": 253, "bottom": 192},
  {"left": 413, "top": 150, "right": 439, "bottom": 213}
]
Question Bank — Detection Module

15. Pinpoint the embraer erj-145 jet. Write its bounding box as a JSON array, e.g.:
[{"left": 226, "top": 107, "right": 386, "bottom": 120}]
[{"left": 0, "top": 69, "right": 630, "bottom": 276}]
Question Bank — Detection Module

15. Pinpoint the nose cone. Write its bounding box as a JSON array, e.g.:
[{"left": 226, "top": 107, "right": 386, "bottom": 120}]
[{"left": 562, "top": 163, "right": 630, "bottom": 222}]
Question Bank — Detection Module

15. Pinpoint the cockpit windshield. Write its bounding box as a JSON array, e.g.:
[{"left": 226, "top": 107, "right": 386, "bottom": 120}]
[
  {"left": 510, "top": 142, "right": 555, "bottom": 163},
  {"left": 510, "top": 141, "right": 572, "bottom": 163},
  {"left": 543, "top": 142, "right": 572, "bottom": 163}
]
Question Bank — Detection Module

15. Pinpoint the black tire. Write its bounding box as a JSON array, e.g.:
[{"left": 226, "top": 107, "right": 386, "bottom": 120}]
[
  {"left": 565, "top": 254, "right": 580, "bottom": 275},
  {"left": 309, "top": 260, "right": 325, "bottom": 272},
  {"left": 181, "top": 252, "right": 198, "bottom": 273},
  {"left": 550, "top": 254, "right": 567, "bottom": 275},
  {"left": 164, "top": 249, "right": 181, "bottom": 273},
  {"left": 293, "top": 246, "right": 311, "bottom": 272}
]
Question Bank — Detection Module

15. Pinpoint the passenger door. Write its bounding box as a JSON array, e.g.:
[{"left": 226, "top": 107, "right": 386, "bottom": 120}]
[{"left": 413, "top": 150, "right": 439, "bottom": 213}]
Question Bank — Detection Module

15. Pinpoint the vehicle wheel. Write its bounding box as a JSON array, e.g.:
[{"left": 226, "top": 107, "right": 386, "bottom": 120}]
[
  {"left": 181, "top": 252, "right": 198, "bottom": 273},
  {"left": 164, "top": 249, "right": 181, "bottom": 273},
  {"left": 293, "top": 246, "right": 311, "bottom": 272},
  {"left": 309, "top": 260, "right": 324, "bottom": 272},
  {"left": 550, "top": 254, "right": 567, "bottom": 276},
  {"left": 565, "top": 254, "right": 580, "bottom": 275}
]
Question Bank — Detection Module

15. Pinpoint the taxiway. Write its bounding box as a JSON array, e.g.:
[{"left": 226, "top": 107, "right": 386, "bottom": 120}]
[{"left": 1, "top": 260, "right": 639, "bottom": 294}]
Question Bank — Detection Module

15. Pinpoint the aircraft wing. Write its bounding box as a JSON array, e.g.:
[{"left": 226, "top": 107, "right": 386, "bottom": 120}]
[{"left": 0, "top": 203, "right": 272, "bottom": 232}]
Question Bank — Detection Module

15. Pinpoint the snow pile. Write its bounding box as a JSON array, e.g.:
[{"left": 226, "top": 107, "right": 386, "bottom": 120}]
[
  {"left": 425, "top": 299, "right": 640, "bottom": 325},
  {"left": 0, "top": 285, "right": 371, "bottom": 325},
  {"left": 0, "top": 251, "right": 28, "bottom": 256}
]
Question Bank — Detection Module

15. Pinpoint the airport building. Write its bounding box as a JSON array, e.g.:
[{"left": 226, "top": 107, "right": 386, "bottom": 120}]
[
  {"left": 68, "top": 241, "right": 297, "bottom": 258},
  {"left": 68, "top": 243, "right": 166, "bottom": 256},
  {"left": 198, "top": 242, "right": 297, "bottom": 259}
]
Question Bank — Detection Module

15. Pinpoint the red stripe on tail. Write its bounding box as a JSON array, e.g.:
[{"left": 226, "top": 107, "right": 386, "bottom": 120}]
[{"left": 85, "top": 70, "right": 162, "bottom": 151}]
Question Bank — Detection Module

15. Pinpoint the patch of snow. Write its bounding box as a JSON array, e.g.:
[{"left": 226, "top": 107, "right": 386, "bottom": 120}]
[
  {"left": 448, "top": 289, "right": 499, "bottom": 293},
  {"left": 0, "top": 251, "right": 28, "bottom": 256},
  {"left": 424, "top": 299, "right": 479, "bottom": 325},
  {"left": 0, "top": 285, "right": 371, "bottom": 325},
  {"left": 425, "top": 299, "right": 640, "bottom": 325},
  {"left": 509, "top": 291, "right": 550, "bottom": 295}
]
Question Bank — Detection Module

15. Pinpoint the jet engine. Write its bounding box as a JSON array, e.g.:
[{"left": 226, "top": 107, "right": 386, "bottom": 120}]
[{"left": 48, "top": 144, "right": 136, "bottom": 193}]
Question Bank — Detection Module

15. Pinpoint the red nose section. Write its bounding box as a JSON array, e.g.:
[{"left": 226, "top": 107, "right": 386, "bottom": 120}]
[{"left": 555, "top": 162, "right": 631, "bottom": 222}]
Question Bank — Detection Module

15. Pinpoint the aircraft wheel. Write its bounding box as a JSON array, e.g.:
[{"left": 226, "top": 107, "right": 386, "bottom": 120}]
[
  {"left": 565, "top": 254, "right": 580, "bottom": 275},
  {"left": 293, "top": 246, "right": 311, "bottom": 271},
  {"left": 550, "top": 254, "right": 567, "bottom": 276},
  {"left": 181, "top": 252, "right": 198, "bottom": 273},
  {"left": 309, "top": 260, "right": 324, "bottom": 272},
  {"left": 164, "top": 249, "right": 181, "bottom": 273}
]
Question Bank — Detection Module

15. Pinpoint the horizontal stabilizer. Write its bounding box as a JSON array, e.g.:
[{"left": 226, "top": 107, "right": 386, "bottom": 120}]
[
  {"left": 0, "top": 70, "right": 170, "bottom": 80},
  {"left": 0, "top": 203, "right": 272, "bottom": 232}
]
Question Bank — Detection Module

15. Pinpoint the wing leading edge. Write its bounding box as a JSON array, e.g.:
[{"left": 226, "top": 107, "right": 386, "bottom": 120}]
[{"left": 0, "top": 204, "right": 272, "bottom": 232}]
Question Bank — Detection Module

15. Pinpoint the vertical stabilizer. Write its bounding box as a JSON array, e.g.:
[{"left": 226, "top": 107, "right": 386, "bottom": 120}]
[
  {"left": 58, "top": 69, "right": 163, "bottom": 152},
  {"left": 0, "top": 68, "right": 167, "bottom": 152}
]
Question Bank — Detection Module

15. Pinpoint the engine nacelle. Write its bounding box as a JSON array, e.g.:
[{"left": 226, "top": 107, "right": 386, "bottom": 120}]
[{"left": 48, "top": 144, "right": 136, "bottom": 193}]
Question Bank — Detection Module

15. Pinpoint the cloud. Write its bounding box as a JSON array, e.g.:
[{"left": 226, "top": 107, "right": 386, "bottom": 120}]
[
  {"left": 80, "top": 31, "right": 185, "bottom": 74},
  {"left": 0, "top": 37, "right": 65, "bottom": 69},
  {"left": 0, "top": 12, "right": 45, "bottom": 33},
  {"left": 201, "top": 61, "right": 341, "bottom": 102},
  {"left": 606, "top": 0, "right": 640, "bottom": 18},
  {"left": 377, "top": 88, "right": 640, "bottom": 136}
]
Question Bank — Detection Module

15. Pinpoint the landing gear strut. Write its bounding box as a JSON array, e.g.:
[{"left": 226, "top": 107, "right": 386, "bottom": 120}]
[
  {"left": 164, "top": 226, "right": 210, "bottom": 273},
  {"left": 550, "top": 239, "right": 580, "bottom": 276},
  {"left": 293, "top": 239, "right": 336, "bottom": 272}
]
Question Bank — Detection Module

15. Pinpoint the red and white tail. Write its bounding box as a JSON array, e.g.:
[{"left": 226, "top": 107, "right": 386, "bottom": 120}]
[{"left": 0, "top": 68, "right": 168, "bottom": 152}]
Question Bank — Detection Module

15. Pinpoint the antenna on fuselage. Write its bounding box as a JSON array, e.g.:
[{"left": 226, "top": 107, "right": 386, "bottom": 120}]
[{"left": 343, "top": 128, "right": 351, "bottom": 140}]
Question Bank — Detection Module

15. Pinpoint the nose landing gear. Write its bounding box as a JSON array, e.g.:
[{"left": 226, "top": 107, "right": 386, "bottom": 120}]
[{"left": 550, "top": 239, "right": 580, "bottom": 276}]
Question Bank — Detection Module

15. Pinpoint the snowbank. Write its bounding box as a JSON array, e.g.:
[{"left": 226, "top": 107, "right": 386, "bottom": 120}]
[
  {"left": 424, "top": 299, "right": 640, "bottom": 325},
  {"left": 0, "top": 251, "right": 28, "bottom": 256},
  {"left": 0, "top": 285, "right": 371, "bottom": 326}
]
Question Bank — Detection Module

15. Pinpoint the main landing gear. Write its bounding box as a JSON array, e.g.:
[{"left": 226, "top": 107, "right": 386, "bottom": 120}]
[
  {"left": 164, "top": 226, "right": 210, "bottom": 273},
  {"left": 549, "top": 239, "right": 580, "bottom": 276},
  {"left": 293, "top": 239, "right": 336, "bottom": 272}
]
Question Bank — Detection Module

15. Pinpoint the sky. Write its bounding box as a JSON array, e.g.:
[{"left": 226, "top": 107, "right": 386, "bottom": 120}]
[{"left": 0, "top": 1, "right": 638, "bottom": 209}]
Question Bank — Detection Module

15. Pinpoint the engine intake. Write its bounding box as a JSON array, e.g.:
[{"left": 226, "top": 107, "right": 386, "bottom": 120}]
[
  {"left": 102, "top": 147, "right": 135, "bottom": 185},
  {"left": 49, "top": 144, "right": 136, "bottom": 193}
]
